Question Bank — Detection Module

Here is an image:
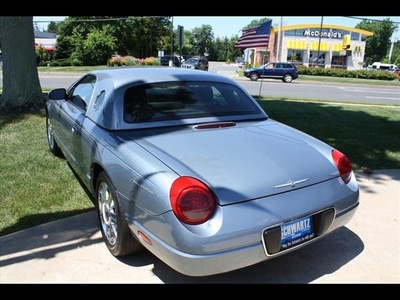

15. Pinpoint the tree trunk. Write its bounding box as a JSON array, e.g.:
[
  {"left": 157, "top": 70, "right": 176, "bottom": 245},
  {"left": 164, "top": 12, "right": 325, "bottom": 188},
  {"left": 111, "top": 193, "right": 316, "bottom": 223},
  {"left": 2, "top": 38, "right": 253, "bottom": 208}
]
[{"left": 0, "top": 16, "right": 44, "bottom": 110}]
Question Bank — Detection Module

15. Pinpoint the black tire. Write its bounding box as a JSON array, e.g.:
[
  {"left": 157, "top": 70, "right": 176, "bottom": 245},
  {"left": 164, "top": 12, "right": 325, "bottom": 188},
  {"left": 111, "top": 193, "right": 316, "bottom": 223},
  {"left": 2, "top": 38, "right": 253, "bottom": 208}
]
[
  {"left": 249, "top": 72, "right": 259, "bottom": 81},
  {"left": 95, "top": 171, "right": 143, "bottom": 257},
  {"left": 46, "top": 114, "right": 62, "bottom": 156},
  {"left": 282, "top": 74, "right": 293, "bottom": 83}
]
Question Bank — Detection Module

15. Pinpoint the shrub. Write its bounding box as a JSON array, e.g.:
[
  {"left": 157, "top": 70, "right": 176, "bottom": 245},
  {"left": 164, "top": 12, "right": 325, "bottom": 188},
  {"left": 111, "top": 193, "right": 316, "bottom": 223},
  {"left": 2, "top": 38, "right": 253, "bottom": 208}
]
[
  {"left": 35, "top": 46, "right": 51, "bottom": 66},
  {"left": 50, "top": 58, "right": 73, "bottom": 66},
  {"left": 70, "top": 58, "right": 83, "bottom": 66},
  {"left": 107, "top": 55, "right": 161, "bottom": 67},
  {"left": 144, "top": 57, "right": 158, "bottom": 65},
  {"left": 108, "top": 55, "right": 122, "bottom": 67},
  {"left": 297, "top": 66, "right": 398, "bottom": 81},
  {"left": 153, "top": 58, "right": 161, "bottom": 66},
  {"left": 122, "top": 56, "right": 137, "bottom": 66}
]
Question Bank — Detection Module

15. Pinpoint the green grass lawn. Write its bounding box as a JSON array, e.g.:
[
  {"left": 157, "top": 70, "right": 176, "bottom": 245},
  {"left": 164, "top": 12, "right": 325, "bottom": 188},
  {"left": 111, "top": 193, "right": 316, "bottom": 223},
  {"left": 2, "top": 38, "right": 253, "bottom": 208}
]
[
  {"left": 257, "top": 98, "right": 400, "bottom": 170},
  {"left": 0, "top": 98, "right": 399, "bottom": 237},
  {"left": 0, "top": 110, "right": 95, "bottom": 236}
]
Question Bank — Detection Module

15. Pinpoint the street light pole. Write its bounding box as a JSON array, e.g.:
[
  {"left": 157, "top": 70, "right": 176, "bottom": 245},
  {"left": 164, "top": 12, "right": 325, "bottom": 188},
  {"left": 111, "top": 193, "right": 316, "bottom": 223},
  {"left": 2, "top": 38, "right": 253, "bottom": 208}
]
[{"left": 170, "top": 16, "right": 174, "bottom": 67}]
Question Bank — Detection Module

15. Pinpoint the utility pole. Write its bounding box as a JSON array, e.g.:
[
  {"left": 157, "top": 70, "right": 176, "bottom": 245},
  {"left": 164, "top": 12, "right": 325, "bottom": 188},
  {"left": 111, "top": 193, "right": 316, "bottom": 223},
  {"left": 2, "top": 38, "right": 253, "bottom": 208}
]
[
  {"left": 276, "top": 17, "right": 283, "bottom": 61},
  {"left": 170, "top": 17, "right": 174, "bottom": 67},
  {"left": 388, "top": 36, "right": 397, "bottom": 63},
  {"left": 317, "top": 16, "right": 324, "bottom": 67}
]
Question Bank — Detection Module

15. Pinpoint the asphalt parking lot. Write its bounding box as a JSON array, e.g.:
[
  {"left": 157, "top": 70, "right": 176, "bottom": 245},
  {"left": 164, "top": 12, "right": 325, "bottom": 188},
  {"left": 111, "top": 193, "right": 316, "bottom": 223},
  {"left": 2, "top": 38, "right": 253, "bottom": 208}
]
[{"left": 1, "top": 169, "right": 399, "bottom": 283}]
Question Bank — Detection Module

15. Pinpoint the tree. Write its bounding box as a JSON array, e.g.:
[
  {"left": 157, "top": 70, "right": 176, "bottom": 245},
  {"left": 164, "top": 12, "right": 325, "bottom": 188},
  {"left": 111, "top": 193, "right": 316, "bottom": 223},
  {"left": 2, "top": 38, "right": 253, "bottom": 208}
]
[
  {"left": 211, "top": 36, "right": 243, "bottom": 62},
  {"left": 390, "top": 40, "right": 400, "bottom": 65},
  {"left": 46, "top": 21, "right": 60, "bottom": 34},
  {"left": 356, "top": 18, "right": 397, "bottom": 65},
  {"left": 36, "top": 45, "right": 52, "bottom": 66},
  {"left": 66, "top": 26, "right": 117, "bottom": 66},
  {"left": 54, "top": 16, "right": 171, "bottom": 63},
  {"left": 180, "top": 30, "right": 195, "bottom": 56},
  {"left": 190, "top": 25, "right": 214, "bottom": 56},
  {"left": 0, "top": 16, "right": 44, "bottom": 109},
  {"left": 51, "top": 16, "right": 237, "bottom": 65}
]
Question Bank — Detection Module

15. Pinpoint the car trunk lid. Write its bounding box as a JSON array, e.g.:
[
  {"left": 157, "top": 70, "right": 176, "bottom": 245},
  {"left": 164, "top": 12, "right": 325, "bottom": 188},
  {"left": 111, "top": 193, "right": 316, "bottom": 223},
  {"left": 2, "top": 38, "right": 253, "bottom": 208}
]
[{"left": 126, "top": 120, "right": 340, "bottom": 205}]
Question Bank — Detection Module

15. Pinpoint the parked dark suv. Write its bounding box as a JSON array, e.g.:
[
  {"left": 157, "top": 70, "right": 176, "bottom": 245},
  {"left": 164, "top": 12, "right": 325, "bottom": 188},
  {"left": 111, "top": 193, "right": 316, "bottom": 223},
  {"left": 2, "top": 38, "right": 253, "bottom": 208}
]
[
  {"left": 160, "top": 55, "right": 182, "bottom": 67},
  {"left": 180, "top": 56, "right": 209, "bottom": 71},
  {"left": 243, "top": 62, "right": 298, "bottom": 83}
]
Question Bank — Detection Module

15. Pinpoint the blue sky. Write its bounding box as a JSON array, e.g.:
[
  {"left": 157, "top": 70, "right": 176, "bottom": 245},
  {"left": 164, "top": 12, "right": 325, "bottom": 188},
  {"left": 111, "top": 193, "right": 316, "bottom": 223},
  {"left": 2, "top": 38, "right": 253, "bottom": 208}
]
[{"left": 33, "top": 16, "right": 400, "bottom": 39}]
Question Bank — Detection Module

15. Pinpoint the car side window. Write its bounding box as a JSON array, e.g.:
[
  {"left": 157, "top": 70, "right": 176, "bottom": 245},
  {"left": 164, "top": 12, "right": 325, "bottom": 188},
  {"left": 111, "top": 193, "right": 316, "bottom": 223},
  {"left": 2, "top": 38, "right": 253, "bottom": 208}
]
[{"left": 69, "top": 75, "right": 96, "bottom": 111}]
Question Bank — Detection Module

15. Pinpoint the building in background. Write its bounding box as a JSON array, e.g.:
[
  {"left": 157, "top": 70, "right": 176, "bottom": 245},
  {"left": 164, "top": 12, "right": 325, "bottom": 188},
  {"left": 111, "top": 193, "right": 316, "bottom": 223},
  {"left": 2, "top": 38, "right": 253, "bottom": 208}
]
[
  {"left": 243, "top": 24, "right": 373, "bottom": 70},
  {"left": 34, "top": 31, "right": 57, "bottom": 59}
]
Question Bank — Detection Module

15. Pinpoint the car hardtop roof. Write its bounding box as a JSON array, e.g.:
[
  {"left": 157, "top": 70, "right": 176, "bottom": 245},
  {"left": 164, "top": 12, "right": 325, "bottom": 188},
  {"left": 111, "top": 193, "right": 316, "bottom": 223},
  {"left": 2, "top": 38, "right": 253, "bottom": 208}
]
[{"left": 88, "top": 66, "right": 232, "bottom": 88}]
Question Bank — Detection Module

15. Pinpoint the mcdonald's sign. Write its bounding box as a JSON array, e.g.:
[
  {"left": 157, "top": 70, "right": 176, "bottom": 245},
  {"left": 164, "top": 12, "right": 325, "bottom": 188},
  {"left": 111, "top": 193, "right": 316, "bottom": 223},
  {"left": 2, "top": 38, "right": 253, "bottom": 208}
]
[{"left": 342, "top": 34, "right": 351, "bottom": 50}]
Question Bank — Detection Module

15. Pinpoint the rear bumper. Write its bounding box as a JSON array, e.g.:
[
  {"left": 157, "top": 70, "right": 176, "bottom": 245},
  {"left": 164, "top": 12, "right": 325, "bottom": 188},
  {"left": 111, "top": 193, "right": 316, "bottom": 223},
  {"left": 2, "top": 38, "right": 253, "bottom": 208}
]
[
  {"left": 130, "top": 201, "right": 358, "bottom": 277},
  {"left": 125, "top": 176, "right": 359, "bottom": 277}
]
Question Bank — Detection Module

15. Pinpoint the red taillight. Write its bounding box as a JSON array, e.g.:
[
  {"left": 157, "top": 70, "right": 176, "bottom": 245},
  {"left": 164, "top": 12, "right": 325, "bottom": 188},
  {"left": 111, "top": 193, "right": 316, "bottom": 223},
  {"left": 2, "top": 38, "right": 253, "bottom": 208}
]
[
  {"left": 332, "top": 149, "right": 352, "bottom": 184},
  {"left": 170, "top": 177, "right": 216, "bottom": 225}
]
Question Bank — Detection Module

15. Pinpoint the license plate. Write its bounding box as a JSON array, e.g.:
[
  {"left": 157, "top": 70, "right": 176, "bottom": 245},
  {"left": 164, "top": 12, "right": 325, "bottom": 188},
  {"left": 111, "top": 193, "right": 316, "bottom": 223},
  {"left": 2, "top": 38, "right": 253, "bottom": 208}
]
[{"left": 280, "top": 216, "right": 314, "bottom": 250}]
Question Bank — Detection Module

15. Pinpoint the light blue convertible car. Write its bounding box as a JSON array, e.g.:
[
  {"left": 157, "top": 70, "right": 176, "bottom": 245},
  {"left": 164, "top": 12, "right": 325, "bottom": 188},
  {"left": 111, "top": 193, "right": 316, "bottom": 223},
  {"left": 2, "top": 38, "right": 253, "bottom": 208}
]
[{"left": 46, "top": 67, "right": 359, "bottom": 277}]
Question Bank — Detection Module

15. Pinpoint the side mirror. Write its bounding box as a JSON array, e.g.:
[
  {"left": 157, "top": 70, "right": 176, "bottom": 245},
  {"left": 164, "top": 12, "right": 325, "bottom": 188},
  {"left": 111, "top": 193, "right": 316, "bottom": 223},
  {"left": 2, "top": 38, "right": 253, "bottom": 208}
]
[{"left": 48, "top": 88, "right": 68, "bottom": 100}]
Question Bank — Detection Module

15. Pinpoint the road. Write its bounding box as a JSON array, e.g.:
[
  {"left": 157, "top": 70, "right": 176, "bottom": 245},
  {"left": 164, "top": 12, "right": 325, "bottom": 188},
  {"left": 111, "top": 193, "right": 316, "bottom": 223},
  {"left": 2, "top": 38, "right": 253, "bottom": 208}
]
[
  {"left": 1, "top": 62, "right": 399, "bottom": 105},
  {"left": 215, "top": 62, "right": 400, "bottom": 105},
  {"left": 238, "top": 79, "right": 400, "bottom": 105}
]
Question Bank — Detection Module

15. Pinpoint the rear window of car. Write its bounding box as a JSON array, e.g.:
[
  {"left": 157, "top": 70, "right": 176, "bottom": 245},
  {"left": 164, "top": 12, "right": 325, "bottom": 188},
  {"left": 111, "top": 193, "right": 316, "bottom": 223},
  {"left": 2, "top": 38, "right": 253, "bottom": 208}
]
[{"left": 123, "top": 81, "right": 261, "bottom": 123}]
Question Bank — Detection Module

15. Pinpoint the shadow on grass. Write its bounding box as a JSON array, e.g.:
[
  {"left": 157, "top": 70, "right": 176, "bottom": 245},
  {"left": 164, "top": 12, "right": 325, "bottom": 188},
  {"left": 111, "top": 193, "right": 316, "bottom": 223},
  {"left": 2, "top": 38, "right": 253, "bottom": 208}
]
[{"left": 0, "top": 96, "right": 47, "bottom": 130}]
